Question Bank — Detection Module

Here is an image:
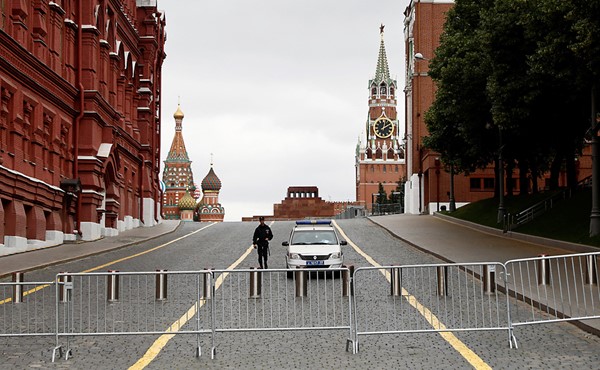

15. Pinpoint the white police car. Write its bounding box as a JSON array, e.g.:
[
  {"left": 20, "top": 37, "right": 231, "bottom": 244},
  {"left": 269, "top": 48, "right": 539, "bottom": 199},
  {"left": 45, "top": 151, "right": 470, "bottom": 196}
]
[{"left": 282, "top": 220, "right": 346, "bottom": 272}]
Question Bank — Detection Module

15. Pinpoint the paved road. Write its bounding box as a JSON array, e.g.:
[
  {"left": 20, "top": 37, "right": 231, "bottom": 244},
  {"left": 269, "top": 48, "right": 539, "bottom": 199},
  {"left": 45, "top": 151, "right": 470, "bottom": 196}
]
[{"left": 1, "top": 219, "right": 599, "bottom": 369}]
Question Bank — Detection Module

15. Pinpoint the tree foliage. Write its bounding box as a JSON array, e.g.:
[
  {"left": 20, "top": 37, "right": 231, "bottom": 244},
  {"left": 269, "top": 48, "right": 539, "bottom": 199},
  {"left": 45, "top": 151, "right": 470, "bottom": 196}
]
[{"left": 424, "top": 0, "right": 600, "bottom": 192}]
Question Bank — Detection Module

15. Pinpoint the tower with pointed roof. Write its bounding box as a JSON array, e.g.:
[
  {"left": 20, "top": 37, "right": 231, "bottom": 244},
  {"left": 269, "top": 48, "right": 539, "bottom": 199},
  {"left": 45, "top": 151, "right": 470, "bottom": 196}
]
[
  {"left": 355, "top": 25, "right": 405, "bottom": 213},
  {"left": 162, "top": 104, "right": 197, "bottom": 219},
  {"left": 196, "top": 161, "right": 225, "bottom": 222}
]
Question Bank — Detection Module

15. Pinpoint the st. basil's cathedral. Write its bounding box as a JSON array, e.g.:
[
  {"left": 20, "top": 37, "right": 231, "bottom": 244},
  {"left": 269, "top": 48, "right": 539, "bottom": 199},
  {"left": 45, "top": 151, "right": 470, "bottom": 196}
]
[{"left": 161, "top": 105, "right": 225, "bottom": 222}]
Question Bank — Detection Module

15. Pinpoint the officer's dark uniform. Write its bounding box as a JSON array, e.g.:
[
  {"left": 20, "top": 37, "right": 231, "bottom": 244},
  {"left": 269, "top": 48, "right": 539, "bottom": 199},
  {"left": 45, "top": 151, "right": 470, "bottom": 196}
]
[{"left": 253, "top": 218, "right": 273, "bottom": 269}]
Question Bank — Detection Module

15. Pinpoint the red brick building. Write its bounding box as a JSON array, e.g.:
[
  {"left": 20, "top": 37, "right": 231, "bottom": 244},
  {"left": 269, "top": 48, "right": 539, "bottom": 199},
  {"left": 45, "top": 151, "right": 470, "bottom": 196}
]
[
  {"left": 402, "top": 0, "right": 590, "bottom": 214},
  {"left": 243, "top": 186, "right": 357, "bottom": 221},
  {"left": 355, "top": 26, "right": 406, "bottom": 213},
  {"left": 0, "top": 0, "right": 166, "bottom": 254}
]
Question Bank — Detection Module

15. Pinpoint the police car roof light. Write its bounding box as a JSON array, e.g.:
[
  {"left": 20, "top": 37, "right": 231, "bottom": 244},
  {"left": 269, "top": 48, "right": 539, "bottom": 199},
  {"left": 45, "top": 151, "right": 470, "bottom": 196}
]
[{"left": 295, "top": 220, "right": 332, "bottom": 225}]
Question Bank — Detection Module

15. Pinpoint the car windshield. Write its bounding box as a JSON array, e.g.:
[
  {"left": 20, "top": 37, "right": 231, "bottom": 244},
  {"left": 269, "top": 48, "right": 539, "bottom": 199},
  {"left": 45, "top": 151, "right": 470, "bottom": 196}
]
[{"left": 291, "top": 230, "right": 338, "bottom": 245}]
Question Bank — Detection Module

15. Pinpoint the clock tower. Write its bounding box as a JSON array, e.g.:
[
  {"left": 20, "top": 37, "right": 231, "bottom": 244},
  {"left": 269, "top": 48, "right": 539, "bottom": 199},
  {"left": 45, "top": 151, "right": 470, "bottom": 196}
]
[{"left": 355, "top": 25, "right": 405, "bottom": 213}]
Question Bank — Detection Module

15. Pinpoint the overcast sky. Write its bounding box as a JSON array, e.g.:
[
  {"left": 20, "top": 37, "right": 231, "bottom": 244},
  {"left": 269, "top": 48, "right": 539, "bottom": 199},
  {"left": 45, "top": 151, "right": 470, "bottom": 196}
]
[{"left": 159, "top": 1, "right": 409, "bottom": 221}]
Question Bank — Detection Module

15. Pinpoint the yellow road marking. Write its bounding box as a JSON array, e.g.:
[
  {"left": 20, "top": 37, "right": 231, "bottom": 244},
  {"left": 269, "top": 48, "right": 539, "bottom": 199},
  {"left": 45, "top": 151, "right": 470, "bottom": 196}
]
[
  {"left": 81, "top": 223, "right": 216, "bottom": 273},
  {"left": 0, "top": 284, "right": 50, "bottom": 305},
  {"left": 333, "top": 220, "right": 491, "bottom": 370},
  {"left": 130, "top": 221, "right": 274, "bottom": 369},
  {"left": 0, "top": 223, "right": 216, "bottom": 305},
  {"left": 129, "top": 245, "right": 254, "bottom": 368}
]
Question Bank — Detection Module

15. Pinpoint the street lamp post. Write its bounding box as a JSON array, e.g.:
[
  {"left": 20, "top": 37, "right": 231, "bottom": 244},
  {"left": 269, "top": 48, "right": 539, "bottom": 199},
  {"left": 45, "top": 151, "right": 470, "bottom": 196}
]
[
  {"left": 435, "top": 158, "right": 440, "bottom": 212},
  {"left": 497, "top": 128, "right": 506, "bottom": 224},
  {"left": 590, "top": 84, "right": 600, "bottom": 236},
  {"left": 449, "top": 163, "right": 456, "bottom": 212}
]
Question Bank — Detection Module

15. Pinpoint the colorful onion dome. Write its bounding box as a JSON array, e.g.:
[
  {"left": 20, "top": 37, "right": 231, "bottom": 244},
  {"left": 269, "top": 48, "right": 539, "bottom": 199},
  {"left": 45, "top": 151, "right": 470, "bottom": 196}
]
[
  {"left": 178, "top": 190, "right": 196, "bottom": 210},
  {"left": 201, "top": 167, "right": 222, "bottom": 191}
]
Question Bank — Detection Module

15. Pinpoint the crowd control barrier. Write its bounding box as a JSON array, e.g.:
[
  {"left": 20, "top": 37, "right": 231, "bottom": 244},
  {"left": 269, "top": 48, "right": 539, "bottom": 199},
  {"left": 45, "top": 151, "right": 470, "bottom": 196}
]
[
  {"left": 52, "top": 270, "right": 213, "bottom": 361},
  {"left": 0, "top": 273, "right": 56, "bottom": 338},
  {"left": 2, "top": 253, "right": 600, "bottom": 362},
  {"left": 505, "top": 252, "right": 600, "bottom": 333},
  {"left": 207, "top": 267, "right": 352, "bottom": 358},
  {"left": 351, "top": 262, "right": 514, "bottom": 353}
]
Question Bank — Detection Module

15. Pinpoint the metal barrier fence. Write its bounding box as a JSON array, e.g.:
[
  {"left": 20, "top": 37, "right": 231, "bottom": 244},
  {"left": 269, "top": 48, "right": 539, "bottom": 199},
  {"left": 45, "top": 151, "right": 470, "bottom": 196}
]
[
  {"left": 351, "top": 263, "right": 514, "bottom": 353},
  {"left": 53, "top": 270, "right": 213, "bottom": 361},
  {"left": 505, "top": 252, "right": 600, "bottom": 331},
  {"left": 0, "top": 274, "right": 56, "bottom": 338},
  {"left": 208, "top": 267, "right": 353, "bottom": 358},
  {"left": 1, "top": 254, "right": 600, "bottom": 361}
]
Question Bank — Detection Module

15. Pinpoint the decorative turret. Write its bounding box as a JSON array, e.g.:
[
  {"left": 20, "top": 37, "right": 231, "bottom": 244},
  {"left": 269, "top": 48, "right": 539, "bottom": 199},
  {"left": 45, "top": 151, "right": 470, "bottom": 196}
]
[
  {"left": 166, "top": 103, "right": 189, "bottom": 161},
  {"left": 196, "top": 160, "right": 225, "bottom": 222},
  {"left": 161, "top": 103, "right": 196, "bottom": 220},
  {"left": 369, "top": 25, "right": 397, "bottom": 98}
]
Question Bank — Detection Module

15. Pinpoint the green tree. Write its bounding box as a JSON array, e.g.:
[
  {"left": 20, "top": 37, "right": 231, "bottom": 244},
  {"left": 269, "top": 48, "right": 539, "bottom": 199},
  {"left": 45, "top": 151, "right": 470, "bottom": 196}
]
[
  {"left": 424, "top": 0, "right": 497, "bottom": 189},
  {"left": 376, "top": 183, "right": 388, "bottom": 205},
  {"left": 427, "top": 0, "right": 596, "bottom": 196}
]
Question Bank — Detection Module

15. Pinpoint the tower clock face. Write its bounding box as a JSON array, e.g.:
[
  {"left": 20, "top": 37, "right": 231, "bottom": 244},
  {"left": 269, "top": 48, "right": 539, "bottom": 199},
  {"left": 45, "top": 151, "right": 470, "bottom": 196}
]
[{"left": 374, "top": 118, "right": 393, "bottom": 138}]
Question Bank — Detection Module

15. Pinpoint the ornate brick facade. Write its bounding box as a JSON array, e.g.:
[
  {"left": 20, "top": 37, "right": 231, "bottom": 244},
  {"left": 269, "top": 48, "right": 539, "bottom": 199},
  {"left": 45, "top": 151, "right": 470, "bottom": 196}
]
[{"left": 0, "top": 0, "right": 166, "bottom": 255}]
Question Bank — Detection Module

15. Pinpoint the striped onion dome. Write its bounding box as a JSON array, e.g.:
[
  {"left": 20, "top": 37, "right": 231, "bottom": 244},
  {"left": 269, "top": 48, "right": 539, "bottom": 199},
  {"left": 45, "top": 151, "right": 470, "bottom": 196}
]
[
  {"left": 201, "top": 167, "right": 221, "bottom": 191},
  {"left": 178, "top": 190, "right": 196, "bottom": 210}
]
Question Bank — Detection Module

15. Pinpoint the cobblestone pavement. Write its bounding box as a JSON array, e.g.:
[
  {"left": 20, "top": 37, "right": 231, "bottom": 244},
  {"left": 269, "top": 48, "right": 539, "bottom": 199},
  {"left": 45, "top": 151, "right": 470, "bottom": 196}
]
[{"left": 1, "top": 219, "right": 599, "bottom": 369}]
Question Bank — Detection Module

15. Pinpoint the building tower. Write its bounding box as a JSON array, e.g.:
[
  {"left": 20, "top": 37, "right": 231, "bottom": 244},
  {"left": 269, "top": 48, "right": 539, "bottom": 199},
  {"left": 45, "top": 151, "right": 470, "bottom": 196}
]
[
  {"left": 355, "top": 24, "right": 406, "bottom": 213},
  {"left": 196, "top": 163, "right": 225, "bottom": 222},
  {"left": 162, "top": 104, "right": 197, "bottom": 219}
]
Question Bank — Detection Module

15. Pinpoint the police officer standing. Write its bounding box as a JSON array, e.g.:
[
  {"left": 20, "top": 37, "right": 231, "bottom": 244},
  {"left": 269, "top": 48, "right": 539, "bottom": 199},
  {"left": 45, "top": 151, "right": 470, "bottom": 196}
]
[{"left": 253, "top": 216, "right": 273, "bottom": 269}]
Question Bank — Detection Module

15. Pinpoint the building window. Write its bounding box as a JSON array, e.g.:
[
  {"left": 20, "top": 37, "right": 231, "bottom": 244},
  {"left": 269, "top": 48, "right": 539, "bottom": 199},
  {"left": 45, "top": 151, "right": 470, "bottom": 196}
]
[
  {"left": 470, "top": 178, "right": 482, "bottom": 190},
  {"left": 483, "top": 178, "right": 495, "bottom": 190}
]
